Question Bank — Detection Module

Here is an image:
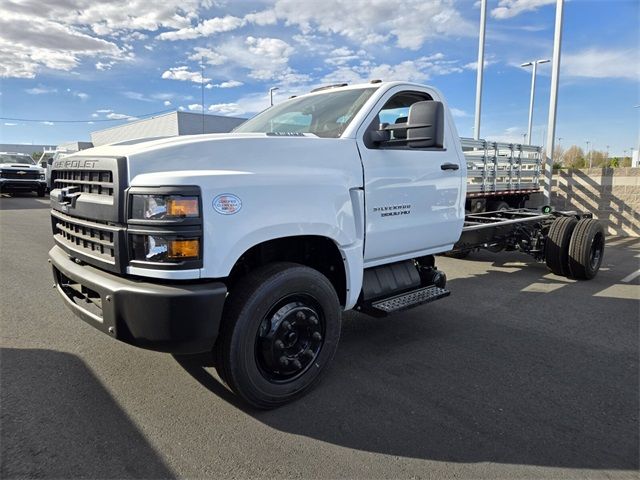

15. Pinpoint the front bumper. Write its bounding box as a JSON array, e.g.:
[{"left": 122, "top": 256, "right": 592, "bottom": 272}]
[
  {"left": 49, "top": 245, "right": 227, "bottom": 354},
  {"left": 0, "top": 178, "right": 46, "bottom": 191}
]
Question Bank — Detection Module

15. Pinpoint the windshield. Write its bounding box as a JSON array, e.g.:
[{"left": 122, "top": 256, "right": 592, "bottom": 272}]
[
  {"left": 0, "top": 154, "right": 35, "bottom": 165},
  {"left": 234, "top": 87, "right": 378, "bottom": 138}
]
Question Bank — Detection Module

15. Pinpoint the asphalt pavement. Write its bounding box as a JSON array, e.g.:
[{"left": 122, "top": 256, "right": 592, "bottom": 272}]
[{"left": 1, "top": 193, "right": 638, "bottom": 479}]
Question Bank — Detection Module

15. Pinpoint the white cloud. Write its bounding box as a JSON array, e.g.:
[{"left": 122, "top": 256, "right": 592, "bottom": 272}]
[
  {"left": 188, "top": 103, "right": 203, "bottom": 111},
  {"left": 210, "top": 80, "right": 244, "bottom": 89},
  {"left": 4, "top": 123, "right": 18, "bottom": 126},
  {"left": 189, "top": 47, "right": 227, "bottom": 66},
  {"left": 0, "top": 0, "right": 206, "bottom": 78},
  {"left": 271, "top": 0, "right": 472, "bottom": 50},
  {"left": 75, "top": 92, "right": 89, "bottom": 100},
  {"left": 324, "top": 47, "right": 362, "bottom": 66},
  {"left": 161, "top": 66, "right": 211, "bottom": 83},
  {"left": 208, "top": 103, "right": 245, "bottom": 115},
  {"left": 486, "top": 126, "right": 527, "bottom": 143},
  {"left": 245, "top": 36, "right": 293, "bottom": 58},
  {"left": 450, "top": 107, "right": 470, "bottom": 118},
  {"left": 91, "top": 113, "right": 99, "bottom": 118},
  {"left": 463, "top": 59, "right": 496, "bottom": 71},
  {"left": 157, "top": 15, "right": 245, "bottom": 41},
  {"left": 96, "top": 109, "right": 112, "bottom": 113},
  {"left": 196, "top": 37, "right": 302, "bottom": 83},
  {"left": 41, "top": 121, "right": 55, "bottom": 125},
  {"left": 244, "top": 10, "right": 278, "bottom": 26},
  {"left": 95, "top": 61, "right": 114, "bottom": 70},
  {"left": 491, "top": 0, "right": 555, "bottom": 19},
  {"left": 25, "top": 86, "right": 57, "bottom": 94},
  {"left": 106, "top": 112, "right": 135, "bottom": 120},
  {"left": 322, "top": 54, "right": 462, "bottom": 84},
  {"left": 562, "top": 48, "right": 640, "bottom": 81},
  {"left": 164, "top": 100, "right": 172, "bottom": 106}
]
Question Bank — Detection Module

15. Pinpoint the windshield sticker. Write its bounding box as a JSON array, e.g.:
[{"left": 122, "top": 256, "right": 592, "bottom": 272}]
[{"left": 213, "top": 194, "right": 242, "bottom": 215}]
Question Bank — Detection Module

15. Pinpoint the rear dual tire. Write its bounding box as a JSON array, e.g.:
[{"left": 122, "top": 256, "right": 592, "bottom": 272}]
[
  {"left": 215, "top": 262, "right": 341, "bottom": 409},
  {"left": 545, "top": 216, "right": 578, "bottom": 277},
  {"left": 545, "top": 217, "right": 604, "bottom": 279},
  {"left": 567, "top": 218, "right": 605, "bottom": 280}
]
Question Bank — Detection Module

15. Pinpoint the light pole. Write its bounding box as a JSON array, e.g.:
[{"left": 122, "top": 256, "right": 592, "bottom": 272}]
[
  {"left": 269, "top": 87, "right": 279, "bottom": 107},
  {"left": 522, "top": 133, "right": 527, "bottom": 144},
  {"left": 521, "top": 59, "right": 550, "bottom": 146},
  {"left": 473, "top": 0, "right": 487, "bottom": 140},
  {"left": 543, "top": 0, "right": 564, "bottom": 203}
]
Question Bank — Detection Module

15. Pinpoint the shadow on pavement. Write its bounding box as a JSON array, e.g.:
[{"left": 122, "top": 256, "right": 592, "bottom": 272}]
[
  {"left": 1, "top": 348, "right": 175, "bottom": 479},
  {"left": 176, "top": 247, "right": 639, "bottom": 471}
]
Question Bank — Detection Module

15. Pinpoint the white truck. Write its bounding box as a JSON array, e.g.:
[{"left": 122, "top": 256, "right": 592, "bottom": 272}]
[
  {"left": 0, "top": 152, "right": 47, "bottom": 197},
  {"left": 48, "top": 81, "right": 605, "bottom": 408}
]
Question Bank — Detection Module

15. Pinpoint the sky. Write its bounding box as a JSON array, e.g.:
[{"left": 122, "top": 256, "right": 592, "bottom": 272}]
[{"left": 0, "top": 0, "right": 638, "bottom": 156}]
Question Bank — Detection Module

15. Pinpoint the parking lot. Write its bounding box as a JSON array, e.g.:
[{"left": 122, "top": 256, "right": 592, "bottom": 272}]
[{"left": 1, "top": 193, "right": 638, "bottom": 479}]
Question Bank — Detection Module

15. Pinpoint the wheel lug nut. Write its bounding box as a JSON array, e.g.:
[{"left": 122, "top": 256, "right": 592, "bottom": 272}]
[
  {"left": 312, "top": 332, "right": 322, "bottom": 341},
  {"left": 282, "top": 320, "right": 292, "bottom": 330},
  {"left": 296, "top": 311, "right": 306, "bottom": 320},
  {"left": 292, "top": 359, "right": 302, "bottom": 370},
  {"left": 274, "top": 340, "right": 284, "bottom": 349},
  {"left": 279, "top": 356, "right": 289, "bottom": 366},
  {"left": 303, "top": 349, "right": 314, "bottom": 359},
  {"left": 308, "top": 316, "right": 318, "bottom": 325}
]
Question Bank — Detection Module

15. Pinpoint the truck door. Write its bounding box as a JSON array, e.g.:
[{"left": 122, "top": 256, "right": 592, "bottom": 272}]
[{"left": 357, "top": 89, "right": 465, "bottom": 266}]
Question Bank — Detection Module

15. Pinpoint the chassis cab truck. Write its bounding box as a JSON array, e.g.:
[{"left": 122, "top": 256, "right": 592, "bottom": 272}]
[{"left": 48, "top": 82, "right": 605, "bottom": 408}]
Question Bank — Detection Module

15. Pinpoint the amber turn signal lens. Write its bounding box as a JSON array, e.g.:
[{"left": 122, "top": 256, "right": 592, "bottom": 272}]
[
  {"left": 167, "top": 198, "right": 199, "bottom": 218},
  {"left": 167, "top": 239, "right": 200, "bottom": 259}
]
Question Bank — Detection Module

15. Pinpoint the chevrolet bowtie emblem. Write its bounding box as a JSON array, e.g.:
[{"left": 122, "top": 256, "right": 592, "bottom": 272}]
[{"left": 17, "top": 171, "right": 26, "bottom": 175}]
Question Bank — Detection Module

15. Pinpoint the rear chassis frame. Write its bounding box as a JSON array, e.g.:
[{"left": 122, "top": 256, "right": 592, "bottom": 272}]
[{"left": 452, "top": 208, "right": 593, "bottom": 261}]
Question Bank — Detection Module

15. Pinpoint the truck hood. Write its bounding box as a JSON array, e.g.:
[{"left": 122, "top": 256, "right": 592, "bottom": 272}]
[{"left": 69, "top": 133, "right": 360, "bottom": 184}]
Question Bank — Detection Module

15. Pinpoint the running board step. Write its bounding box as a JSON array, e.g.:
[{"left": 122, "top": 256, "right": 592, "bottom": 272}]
[{"left": 371, "top": 286, "right": 450, "bottom": 314}]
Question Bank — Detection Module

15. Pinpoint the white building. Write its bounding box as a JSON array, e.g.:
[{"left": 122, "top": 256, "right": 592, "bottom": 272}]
[
  {"left": 0, "top": 143, "right": 56, "bottom": 155},
  {"left": 91, "top": 111, "right": 246, "bottom": 147}
]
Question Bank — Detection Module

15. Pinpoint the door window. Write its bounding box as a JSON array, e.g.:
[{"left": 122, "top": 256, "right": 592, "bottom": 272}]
[{"left": 367, "top": 91, "right": 433, "bottom": 146}]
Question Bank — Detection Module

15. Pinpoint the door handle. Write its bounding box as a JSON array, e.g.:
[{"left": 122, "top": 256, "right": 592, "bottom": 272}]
[{"left": 441, "top": 163, "right": 459, "bottom": 171}]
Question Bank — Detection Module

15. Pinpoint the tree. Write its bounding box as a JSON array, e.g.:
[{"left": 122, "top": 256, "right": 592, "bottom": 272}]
[{"left": 562, "top": 145, "right": 585, "bottom": 168}]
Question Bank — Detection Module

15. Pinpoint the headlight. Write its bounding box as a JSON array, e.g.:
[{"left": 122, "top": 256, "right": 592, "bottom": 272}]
[
  {"left": 39, "top": 174, "right": 45, "bottom": 180},
  {"left": 130, "top": 194, "right": 200, "bottom": 220},
  {"left": 130, "top": 234, "right": 200, "bottom": 263}
]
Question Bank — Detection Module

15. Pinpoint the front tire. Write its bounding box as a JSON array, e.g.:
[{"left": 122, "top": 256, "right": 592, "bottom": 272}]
[
  {"left": 37, "top": 186, "right": 46, "bottom": 197},
  {"left": 215, "top": 262, "right": 341, "bottom": 408}
]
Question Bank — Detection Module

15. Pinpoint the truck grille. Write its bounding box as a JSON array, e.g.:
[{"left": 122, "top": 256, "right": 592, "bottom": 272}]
[
  {"left": 1, "top": 170, "right": 39, "bottom": 180},
  {"left": 52, "top": 210, "right": 119, "bottom": 264},
  {"left": 52, "top": 170, "right": 114, "bottom": 196}
]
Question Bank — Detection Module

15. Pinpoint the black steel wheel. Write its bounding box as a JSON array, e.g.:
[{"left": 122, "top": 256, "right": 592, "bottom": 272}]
[
  {"left": 487, "top": 200, "right": 509, "bottom": 212},
  {"left": 215, "top": 262, "right": 341, "bottom": 408},
  {"left": 568, "top": 218, "right": 605, "bottom": 280},
  {"left": 255, "top": 294, "right": 325, "bottom": 383},
  {"left": 545, "top": 216, "right": 578, "bottom": 277}
]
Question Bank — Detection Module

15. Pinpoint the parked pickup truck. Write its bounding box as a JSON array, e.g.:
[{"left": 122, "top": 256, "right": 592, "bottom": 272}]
[
  {"left": 0, "top": 152, "right": 47, "bottom": 197},
  {"left": 48, "top": 81, "right": 605, "bottom": 408}
]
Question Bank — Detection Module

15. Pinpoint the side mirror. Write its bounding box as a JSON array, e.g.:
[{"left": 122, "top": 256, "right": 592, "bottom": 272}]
[
  {"left": 368, "top": 123, "right": 391, "bottom": 145},
  {"left": 406, "top": 101, "right": 444, "bottom": 148}
]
